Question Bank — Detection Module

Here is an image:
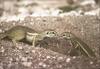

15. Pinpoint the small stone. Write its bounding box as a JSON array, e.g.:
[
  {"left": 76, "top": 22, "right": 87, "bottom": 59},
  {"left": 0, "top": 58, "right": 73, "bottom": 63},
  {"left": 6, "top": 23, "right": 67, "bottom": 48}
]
[
  {"left": 52, "top": 56, "right": 56, "bottom": 59},
  {"left": 9, "top": 58, "right": 13, "bottom": 61},
  {"left": 0, "top": 47, "right": 5, "bottom": 53},
  {"left": 39, "top": 62, "right": 43, "bottom": 66},
  {"left": 42, "top": 64, "right": 47, "bottom": 68},
  {"left": 21, "top": 57, "right": 27, "bottom": 62},
  {"left": 17, "top": 46, "right": 23, "bottom": 50},
  {"left": 46, "top": 56, "right": 51, "bottom": 59},
  {"left": 25, "top": 50, "right": 30, "bottom": 54},
  {"left": 0, "top": 29, "right": 3, "bottom": 33},
  {"left": 66, "top": 58, "right": 71, "bottom": 63},
  {"left": 31, "top": 50, "right": 36, "bottom": 53},
  {"left": 57, "top": 57, "right": 63, "bottom": 61},
  {"left": 57, "top": 65, "right": 62, "bottom": 68},
  {"left": 72, "top": 56, "right": 76, "bottom": 59},
  {"left": 15, "top": 57, "right": 19, "bottom": 61},
  {"left": 90, "top": 61, "right": 94, "bottom": 64},
  {"left": 39, "top": 62, "right": 47, "bottom": 68},
  {"left": 22, "top": 62, "right": 32, "bottom": 67}
]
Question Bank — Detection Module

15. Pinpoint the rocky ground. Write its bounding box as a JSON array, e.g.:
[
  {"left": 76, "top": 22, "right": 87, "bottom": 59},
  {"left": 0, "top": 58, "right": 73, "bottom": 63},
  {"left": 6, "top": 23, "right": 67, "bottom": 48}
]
[{"left": 0, "top": 0, "right": 100, "bottom": 69}]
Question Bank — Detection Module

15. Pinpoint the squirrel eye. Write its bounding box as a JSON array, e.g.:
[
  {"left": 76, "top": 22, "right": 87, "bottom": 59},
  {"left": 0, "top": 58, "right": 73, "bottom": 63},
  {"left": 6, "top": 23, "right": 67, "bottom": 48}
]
[
  {"left": 52, "top": 32, "right": 55, "bottom": 34},
  {"left": 63, "top": 34, "right": 65, "bottom": 36},
  {"left": 62, "top": 33, "right": 66, "bottom": 36}
]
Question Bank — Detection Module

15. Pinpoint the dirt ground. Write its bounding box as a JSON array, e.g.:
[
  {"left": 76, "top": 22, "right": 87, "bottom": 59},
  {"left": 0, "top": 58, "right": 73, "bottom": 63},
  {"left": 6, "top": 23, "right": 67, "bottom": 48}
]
[
  {"left": 0, "top": 16, "right": 100, "bottom": 69},
  {"left": 0, "top": 0, "right": 100, "bottom": 69}
]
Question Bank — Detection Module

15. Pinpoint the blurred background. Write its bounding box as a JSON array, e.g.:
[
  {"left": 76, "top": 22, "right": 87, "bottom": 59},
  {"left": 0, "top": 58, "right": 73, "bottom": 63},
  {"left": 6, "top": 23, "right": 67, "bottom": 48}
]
[{"left": 0, "top": 0, "right": 100, "bottom": 21}]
